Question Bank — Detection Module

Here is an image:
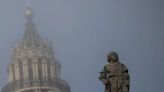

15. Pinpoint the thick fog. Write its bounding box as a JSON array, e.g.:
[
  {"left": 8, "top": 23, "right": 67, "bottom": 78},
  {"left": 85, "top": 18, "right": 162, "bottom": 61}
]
[{"left": 0, "top": 0, "right": 164, "bottom": 92}]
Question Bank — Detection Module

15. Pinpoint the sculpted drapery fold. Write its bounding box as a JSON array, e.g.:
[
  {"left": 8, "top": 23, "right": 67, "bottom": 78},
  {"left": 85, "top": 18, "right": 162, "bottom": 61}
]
[{"left": 99, "top": 51, "right": 130, "bottom": 92}]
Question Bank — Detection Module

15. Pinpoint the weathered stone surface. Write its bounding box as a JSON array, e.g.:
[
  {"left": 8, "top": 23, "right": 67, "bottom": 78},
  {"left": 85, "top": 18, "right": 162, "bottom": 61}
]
[{"left": 99, "top": 51, "right": 130, "bottom": 92}]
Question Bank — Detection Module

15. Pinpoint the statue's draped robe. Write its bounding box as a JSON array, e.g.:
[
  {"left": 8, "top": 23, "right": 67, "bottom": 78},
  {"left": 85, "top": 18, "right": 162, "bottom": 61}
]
[{"left": 103, "top": 62, "right": 130, "bottom": 92}]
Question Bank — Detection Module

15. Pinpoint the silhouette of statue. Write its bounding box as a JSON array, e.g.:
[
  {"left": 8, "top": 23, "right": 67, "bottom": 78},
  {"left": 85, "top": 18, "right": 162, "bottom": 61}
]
[{"left": 99, "top": 51, "right": 130, "bottom": 92}]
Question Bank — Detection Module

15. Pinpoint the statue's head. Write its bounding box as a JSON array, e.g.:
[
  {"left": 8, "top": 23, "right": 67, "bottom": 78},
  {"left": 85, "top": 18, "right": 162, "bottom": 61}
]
[{"left": 107, "top": 51, "right": 119, "bottom": 63}]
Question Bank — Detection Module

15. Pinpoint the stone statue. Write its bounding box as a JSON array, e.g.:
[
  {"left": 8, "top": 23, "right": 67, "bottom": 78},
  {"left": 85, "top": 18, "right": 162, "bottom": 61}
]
[{"left": 99, "top": 51, "right": 130, "bottom": 92}]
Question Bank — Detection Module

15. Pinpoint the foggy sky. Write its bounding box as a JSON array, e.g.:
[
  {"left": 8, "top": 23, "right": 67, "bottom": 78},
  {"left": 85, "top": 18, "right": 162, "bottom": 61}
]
[{"left": 0, "top": 0, "right": 164, "bottom": 92}]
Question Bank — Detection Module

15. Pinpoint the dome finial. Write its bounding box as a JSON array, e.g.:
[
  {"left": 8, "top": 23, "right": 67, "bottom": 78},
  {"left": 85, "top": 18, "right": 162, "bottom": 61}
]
[{"left": 25, "top": 0, "right": 33, "bottom": 18}]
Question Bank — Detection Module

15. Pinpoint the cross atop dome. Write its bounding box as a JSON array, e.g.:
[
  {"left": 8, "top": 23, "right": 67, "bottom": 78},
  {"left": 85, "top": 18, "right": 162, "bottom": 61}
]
[{"left": 26, "top": 0, "right": 31, "bottom": 7}]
